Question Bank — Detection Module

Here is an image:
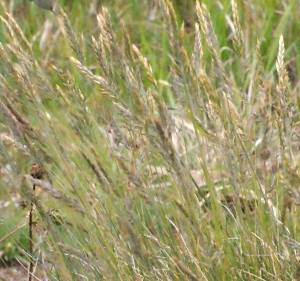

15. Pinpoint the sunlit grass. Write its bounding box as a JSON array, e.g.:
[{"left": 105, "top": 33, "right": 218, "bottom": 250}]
[{"left": 0, "top": 0, "right": 300, "bottom": 280}]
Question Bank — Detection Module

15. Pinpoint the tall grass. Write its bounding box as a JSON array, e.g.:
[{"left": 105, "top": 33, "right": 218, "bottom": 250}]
[{"left": 0, "top": 0, "right": 300, "bottom": 280}]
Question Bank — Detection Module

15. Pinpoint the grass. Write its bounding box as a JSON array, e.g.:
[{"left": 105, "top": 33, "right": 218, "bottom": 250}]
[{"left": 0, "top": 0, "right": 300, "bottom": 280}]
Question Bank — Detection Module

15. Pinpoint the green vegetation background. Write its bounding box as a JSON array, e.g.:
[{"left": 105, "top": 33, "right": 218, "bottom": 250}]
[{"left": 0, "top": 0, "right": 300, "bottom": 280}]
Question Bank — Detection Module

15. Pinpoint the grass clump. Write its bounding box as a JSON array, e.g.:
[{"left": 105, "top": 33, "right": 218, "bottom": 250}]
[{"left": 0, "top": 0, "right": 300, "bottom": 280}]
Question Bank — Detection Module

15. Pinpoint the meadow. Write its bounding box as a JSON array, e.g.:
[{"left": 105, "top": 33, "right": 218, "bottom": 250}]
[{"left": 0, "top": 0, "right": 300, "bottom": 280}]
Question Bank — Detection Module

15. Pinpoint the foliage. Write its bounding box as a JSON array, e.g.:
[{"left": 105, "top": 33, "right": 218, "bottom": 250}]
[{"left": 0, "top": 0, "right": 300, "bottom": 280}]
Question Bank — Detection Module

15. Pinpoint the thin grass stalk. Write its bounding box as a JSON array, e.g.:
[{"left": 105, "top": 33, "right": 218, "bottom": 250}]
[
  {"left": 27, "top": 163, "right": 44, "bottom": 281},
  {"left": 0, "top": 223, "right": 27, "bottom": 244},
  {"left": 26, "top": 175, "right": 86, "bottom": 215},
  {"left": 28, "top": 186, "right": 35, "bottom": 281}
]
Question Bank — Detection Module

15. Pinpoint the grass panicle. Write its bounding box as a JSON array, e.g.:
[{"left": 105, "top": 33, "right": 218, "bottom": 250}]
[{"left": 230, "top": 0, "right": 244, "bottom": 57}]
